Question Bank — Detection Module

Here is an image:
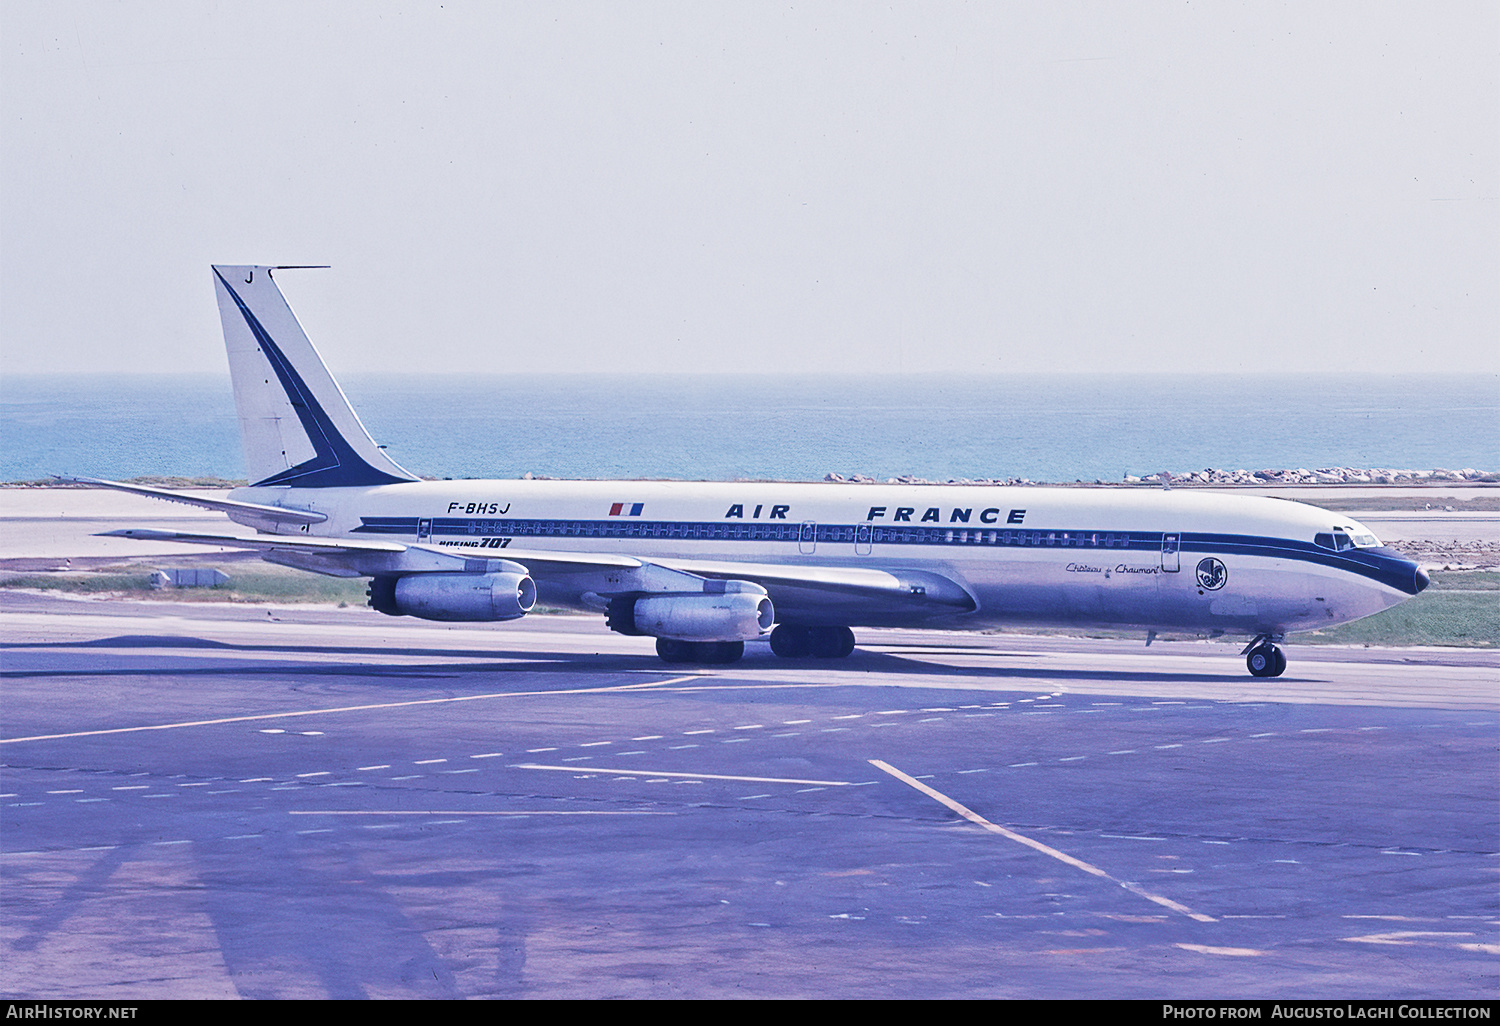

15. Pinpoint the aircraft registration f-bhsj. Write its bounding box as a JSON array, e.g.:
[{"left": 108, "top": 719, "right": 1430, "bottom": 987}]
[{"left": 90, "top": 265, "right": 1430, "bottom": 677}]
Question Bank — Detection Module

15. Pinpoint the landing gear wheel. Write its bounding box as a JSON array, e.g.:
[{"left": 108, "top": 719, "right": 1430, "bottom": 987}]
[
  {"left": 771, "top": 625, "right": 855, "bottom": 659},
  {"left": 1247, "top": 644, "right": 1286, "bottom": 678},
  {"left": 695, "top": 640, "right": 745, "bottom": 664},
  {"left": 770, "top": 624, "right": 810, "bottom": 658},
  {"left": 656, "top": 638, "right": 744, "bottom": 665},
  {"left": 656, "top": 638, "right": 691, "bottom": 664},
  {"left": 808, "top": 626, "right": 856, "bottom": 659}
]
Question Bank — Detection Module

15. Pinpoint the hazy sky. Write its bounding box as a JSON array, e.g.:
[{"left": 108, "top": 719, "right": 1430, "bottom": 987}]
[{"left": 3, "top": 1, "right": 1495, "bottom": 377}]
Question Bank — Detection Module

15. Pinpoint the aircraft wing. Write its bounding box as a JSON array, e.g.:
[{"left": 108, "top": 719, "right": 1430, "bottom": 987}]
[
  {"left": 103, "top": 529, "right": 975, "bottom": 621},
  {"left": 651, "top": 556, "right": 976, "bottom": 623}
]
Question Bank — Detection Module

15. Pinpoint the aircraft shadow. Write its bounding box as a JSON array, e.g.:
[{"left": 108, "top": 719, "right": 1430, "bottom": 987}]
[{"left": 0, "top": 632, "right": 1255, "bottom": 685}]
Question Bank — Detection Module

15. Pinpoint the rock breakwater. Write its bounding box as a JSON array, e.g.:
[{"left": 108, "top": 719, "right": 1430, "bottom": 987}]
[{"left": 821, "top": 468, "right": 1498, "bottom": 487}]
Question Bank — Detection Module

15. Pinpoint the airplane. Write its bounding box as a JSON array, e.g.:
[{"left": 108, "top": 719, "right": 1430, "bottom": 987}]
[{"left": 80, "top": 264, "right": 1430, "bottom": 677}]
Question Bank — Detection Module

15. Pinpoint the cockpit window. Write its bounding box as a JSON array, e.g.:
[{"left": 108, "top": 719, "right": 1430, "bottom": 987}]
[{"left": 1315, "top": 527, "right": 1381, "bottom": 551}]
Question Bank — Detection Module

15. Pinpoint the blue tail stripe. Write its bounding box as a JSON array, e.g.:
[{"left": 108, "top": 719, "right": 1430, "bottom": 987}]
[{"left": 217, "top": 269, "right": 412, "bottom": 488}]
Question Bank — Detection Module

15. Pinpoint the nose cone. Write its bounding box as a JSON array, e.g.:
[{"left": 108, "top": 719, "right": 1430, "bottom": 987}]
[{"left": 1414, "top": 566, "right": 1431, "bottom": 594}]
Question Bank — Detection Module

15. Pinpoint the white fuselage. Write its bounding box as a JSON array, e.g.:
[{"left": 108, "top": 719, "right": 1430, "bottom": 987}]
[{"left": 228, "top": 480, "right": 1422, "bottom": 637}]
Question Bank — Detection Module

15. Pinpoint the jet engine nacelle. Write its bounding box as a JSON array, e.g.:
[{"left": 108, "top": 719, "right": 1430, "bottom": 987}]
[
  {"left": 613, "top": 592, "right": 774, "bottom": 642},
  {"left": 369, "top": 572, "right": 536, "bottom": 622}
]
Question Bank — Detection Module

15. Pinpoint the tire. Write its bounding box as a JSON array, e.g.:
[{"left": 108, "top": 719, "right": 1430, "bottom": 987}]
[
  {"left": 808, "top": 626, "right": 856, "bottom": 659},
  {"left": 657, "top": 637, "right": 690, "bottom": 663},
  {"left": 696, "top": 640, "right": 745, "bottom": 664},
  {"left": 1270, "top": 646, "right": 1287, "bottom": 677},
  {"left": 1247, "top": 646, "right": 1276, "bottom": 677},
  {"left": 835, "top": 626, "right": 856, "bottom": 657},
  {"left": 770, "top": 625, "right": 810, "bottom": 658}
]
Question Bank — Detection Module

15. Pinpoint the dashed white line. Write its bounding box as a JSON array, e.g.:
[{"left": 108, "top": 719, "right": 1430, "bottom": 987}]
[{"left": 515, "top": 764, "right": 852, "bottom": 786}]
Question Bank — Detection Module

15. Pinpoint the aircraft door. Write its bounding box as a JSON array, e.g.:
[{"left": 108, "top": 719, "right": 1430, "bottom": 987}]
[
  {"left": 1161, "top": 532, "right": 1180, "bottom": 572},
  {"left": 799, "top": 521, "right": 817, "bottom": 555},
  {"left": 417, "top": 518, "right": 432, "bottom": 542},
  {"left": 855, "top": 522, "right": 872, "bottom": 556}
]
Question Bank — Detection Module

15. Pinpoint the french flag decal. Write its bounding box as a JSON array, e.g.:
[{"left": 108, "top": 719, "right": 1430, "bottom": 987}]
[{"left": 609, "top": 502, "right": 644, "bottom": 516}]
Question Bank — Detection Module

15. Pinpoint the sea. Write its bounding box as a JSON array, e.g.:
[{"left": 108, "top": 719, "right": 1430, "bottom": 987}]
[{"left": 1, "top": 372, "right": 1495, "bottom": 485}]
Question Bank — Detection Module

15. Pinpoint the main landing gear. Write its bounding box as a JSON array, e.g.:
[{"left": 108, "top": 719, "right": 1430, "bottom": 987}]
[
  {"left": 1242, "top": 634, "right": 1287, "bottom": 678},
  {"left": 654, "top": 625, "right": 857, "bottom": 664},
  {"left": 769, "top": 624, "right": 856, "bottom": 659},
  {"left": 656, "top": 639, "right": 745, "bottom": 664}
]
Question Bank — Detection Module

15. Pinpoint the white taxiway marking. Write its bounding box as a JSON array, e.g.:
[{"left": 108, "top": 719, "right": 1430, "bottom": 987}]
[
  {"left": 290, "top": 810, "right": 671, "bottom": 817},
  {"left": 0, "top": 675, "right": 707, "bottom": 744},
  {"left": 514, "top": 763, "right": 852, "bottom": 786},
  {"left": 869, "top": 759, "right": 1215, "bottom": 923},
  {"left": 1176, "top": 943, "right": 1263, "bottom": 957},
  {"left": 1341, "top": 931, "right": 1482, "bottom": 947}
]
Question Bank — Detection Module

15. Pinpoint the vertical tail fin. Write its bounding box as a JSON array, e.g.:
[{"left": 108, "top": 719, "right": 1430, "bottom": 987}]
[{"left": 212, "top": 265, "right": 418, "bottom": 488}]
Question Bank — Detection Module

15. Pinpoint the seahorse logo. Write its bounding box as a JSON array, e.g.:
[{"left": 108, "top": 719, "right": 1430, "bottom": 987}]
[{"left": 1196, "top": 557, "right": 1228, "bottom": 591}]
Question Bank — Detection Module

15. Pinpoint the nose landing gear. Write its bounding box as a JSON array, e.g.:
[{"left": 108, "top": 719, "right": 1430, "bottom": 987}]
[{"left": 1242, "top": 634, "right": 1287, "bottom": 677}]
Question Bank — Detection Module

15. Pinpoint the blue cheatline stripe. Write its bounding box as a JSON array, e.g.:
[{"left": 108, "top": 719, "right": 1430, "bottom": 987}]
[
  {"left": 349, "top": 516, "right": 1422, "bottom": 595},
  {"left": 216, "top": 270, "right": 414, "bottom": 489}
]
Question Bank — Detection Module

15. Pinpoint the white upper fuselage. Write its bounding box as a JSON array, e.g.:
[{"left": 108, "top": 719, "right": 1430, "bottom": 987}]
[{"left": 228, "top": 479, "right": 1423, "bottom": 636}]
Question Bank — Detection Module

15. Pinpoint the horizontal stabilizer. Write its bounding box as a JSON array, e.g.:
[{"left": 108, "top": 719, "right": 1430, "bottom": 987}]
[
  {"left": 58, "top": 477, "right": 327, "bottom": 525},
  {"left": 100, "top": 528, "right": 400, "bottom": 552}
]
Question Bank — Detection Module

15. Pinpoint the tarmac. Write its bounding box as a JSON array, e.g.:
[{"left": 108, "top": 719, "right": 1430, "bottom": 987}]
[{"left": 2, "top": 591, "right": 1496, "bottom": 999}]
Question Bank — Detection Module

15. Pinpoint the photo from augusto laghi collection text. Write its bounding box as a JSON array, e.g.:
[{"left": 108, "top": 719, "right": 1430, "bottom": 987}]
[{"left": 1162, "top": 1006, "right": 1494, "bottom": 1020}]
